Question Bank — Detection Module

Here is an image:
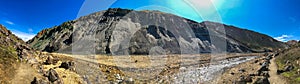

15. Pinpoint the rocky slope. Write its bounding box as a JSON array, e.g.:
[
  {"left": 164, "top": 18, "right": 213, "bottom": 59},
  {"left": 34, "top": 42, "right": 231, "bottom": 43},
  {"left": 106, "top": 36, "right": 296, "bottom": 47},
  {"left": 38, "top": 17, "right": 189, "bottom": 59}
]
[
  {"left": 27, "top": 8, "right": 287, "bottom": 55},
  {"left": 275, "top": 41, "right": 300, "bottom": 83},
  {"left": 0, "top": 24, "right": 35, "bottom": 83},
  {"left": 0, "top": 25, "right": 84, "bottom": 83}
]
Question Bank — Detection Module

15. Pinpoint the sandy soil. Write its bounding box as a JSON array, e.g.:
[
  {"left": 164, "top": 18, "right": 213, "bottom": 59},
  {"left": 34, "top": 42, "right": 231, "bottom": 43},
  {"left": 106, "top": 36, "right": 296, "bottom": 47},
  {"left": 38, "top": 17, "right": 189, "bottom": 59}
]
[
  {"left": 269, "top": 58, "right": 287, "bottom": 84},
  {"left": 11, "top": 63, "right": 41, "bottom": 84}
]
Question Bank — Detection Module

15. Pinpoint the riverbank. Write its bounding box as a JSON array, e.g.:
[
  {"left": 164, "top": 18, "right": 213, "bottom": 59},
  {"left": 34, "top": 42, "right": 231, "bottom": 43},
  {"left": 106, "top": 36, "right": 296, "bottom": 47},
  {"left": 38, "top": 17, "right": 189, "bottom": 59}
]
[{"left": 217, "top": 52, "right": 287, "bottom": 84}]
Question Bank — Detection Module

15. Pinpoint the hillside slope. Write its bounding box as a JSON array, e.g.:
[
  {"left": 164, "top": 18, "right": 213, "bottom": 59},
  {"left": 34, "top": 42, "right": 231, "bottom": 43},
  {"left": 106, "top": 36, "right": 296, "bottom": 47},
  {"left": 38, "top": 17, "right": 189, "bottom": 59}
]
[
  {"left": 27, "top": 8, "right": 287, "bottom": 55},
  {"left": 0, "top": 24, "right": 34, "bottom": 83},
  {"left": 275, "top": 41, "right": 300, "bottom": 83}
]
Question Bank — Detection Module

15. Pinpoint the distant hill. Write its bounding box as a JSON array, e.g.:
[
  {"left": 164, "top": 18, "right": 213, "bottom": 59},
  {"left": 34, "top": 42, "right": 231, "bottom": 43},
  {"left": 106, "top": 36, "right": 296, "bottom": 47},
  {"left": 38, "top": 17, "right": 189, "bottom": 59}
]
[
  {"left": 286, "top": 40, "right": 299, "bottom": 46},
  {"left": 27, "top": 8, "right": 288, "bottom": 55}
]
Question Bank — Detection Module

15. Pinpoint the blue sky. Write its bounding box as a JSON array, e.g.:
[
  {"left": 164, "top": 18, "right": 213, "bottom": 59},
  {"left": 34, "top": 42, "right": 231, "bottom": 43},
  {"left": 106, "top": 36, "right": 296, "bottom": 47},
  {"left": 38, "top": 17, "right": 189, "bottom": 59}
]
[{"left": 0, "top": 0, "right": 299, "bottom": 42}]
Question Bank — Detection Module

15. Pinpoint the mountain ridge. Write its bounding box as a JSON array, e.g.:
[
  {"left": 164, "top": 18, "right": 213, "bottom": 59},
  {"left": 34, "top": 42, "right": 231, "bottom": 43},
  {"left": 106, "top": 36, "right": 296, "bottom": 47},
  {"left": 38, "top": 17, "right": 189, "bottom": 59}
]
[{"left": 27, "top": 8, "right": 288, "bottom": 55}]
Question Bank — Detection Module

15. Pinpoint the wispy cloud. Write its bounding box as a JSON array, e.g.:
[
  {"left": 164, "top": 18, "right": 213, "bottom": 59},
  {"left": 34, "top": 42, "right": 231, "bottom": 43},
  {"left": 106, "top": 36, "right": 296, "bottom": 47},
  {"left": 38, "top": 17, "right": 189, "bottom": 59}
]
[
  {"left": 5, "top": 20, "right": 14, "bottom": 25},
  {"left": 11, "top": 30, "right": 35, "bottom": 41},
  {"left": 28, "top": 28, "right": 33, "bottom": 33},
  {"left": 289, "top": 17, "right": 297, "bottom": 23},
  {"left": 274, "top": 35, "right": 293, "bottom": 42}
]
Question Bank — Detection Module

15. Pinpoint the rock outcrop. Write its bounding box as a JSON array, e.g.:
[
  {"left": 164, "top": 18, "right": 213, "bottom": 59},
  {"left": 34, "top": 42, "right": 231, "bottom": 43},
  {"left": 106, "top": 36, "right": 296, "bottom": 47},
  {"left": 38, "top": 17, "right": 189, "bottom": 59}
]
[{"left": 27, "top": 8, "right": 288, "bottom": 55}]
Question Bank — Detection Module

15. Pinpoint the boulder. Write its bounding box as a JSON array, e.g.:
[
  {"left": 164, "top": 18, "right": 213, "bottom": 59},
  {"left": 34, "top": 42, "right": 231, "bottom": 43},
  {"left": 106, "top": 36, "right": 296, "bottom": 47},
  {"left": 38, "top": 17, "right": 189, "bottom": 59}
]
[
  {"left": 254, "top": 60, "right": 259, "bottom": 63},
  {"left": 277, "top": 70, "right": 284, "bottom": 74},
  {"left": 59, "top": 61, "right": 75, "bottom": 70},
  {"left": 257, "top": 66, "right": 269, "bottom": 76},
  {"left": 59, "top": 62, "right": 70, "bottom": 69},
  {"left": 258, "top": 66, "right": 269, "bottom": 72},
  {"left": 31, "top": 77, "right": 39, "bottom": 84},
  {"left": 284, "top": 65, "right": 294, "bottom": 72},
  {"left": 44, "top": 56, "right": 53, "bottom": 65},
  {"left": 125, "top": 77, "right": 134, "bottom": 84},
  {"left": 114, "top": 74, "right": 124, "bottom": 83},
  {"left": 261, "top": 72, "right": 270, "bottom": 78},
  {"left": 230, "top": 72, "right": 235, "bottom": 75},
  {"left": 274, "top": 53, "right": 279, "bottom": 57},
  {"left": 238, "top": 75, "right": 252, "bottom": 83},
  {"left": 44, "top": 56, "right": 59, "bottom": 65},
  {"left": 249, "top": 74, "right": 256, "bottom": 76},
  {"left": 243, "top": 75, "right": 253, "bottom": 82},
  {"left": 261, "top": 61, "right": 269, "bottom": 67},
  {"left": 285, "top": 60, "right": 290, "bottom": 65},
  {"left": 239, "top": 68, "right": 246, "bottom": 73},
  {"left": 265, "top": 56, "right": 272, "bottom": 60},
  {"left": 254, "top": 77, "right": 270, "bottom": 84},
  {"left": 46, "top": 68, "right": 60, "bottom": 82},
  {"left": 31, "top": 77, "right": 50, "bottom": 84}
]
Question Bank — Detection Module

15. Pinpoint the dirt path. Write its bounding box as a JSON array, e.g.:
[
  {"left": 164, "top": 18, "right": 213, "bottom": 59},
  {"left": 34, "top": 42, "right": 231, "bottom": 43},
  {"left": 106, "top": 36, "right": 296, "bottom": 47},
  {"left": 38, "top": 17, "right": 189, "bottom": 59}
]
[
  {"left": 11, "top": 63, "right": 40, "bottom": 84},
  {"left": 269, "top": 57, "right": 287, "bottom": 84}
]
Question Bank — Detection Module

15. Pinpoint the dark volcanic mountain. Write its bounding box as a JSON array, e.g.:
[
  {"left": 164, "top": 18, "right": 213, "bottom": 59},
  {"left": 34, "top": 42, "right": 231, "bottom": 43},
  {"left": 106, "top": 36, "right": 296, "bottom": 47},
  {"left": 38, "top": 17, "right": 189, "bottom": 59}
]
[{"left": 27, "top": 8, "right": 287, "bottom": 55}]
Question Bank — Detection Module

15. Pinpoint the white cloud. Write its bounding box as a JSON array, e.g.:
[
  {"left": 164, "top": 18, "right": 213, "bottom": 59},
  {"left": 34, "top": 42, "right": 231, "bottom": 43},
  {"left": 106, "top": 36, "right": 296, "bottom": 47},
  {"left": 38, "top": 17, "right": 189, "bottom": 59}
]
[
  {"left": 5, "top": 20, "right": 14, "bottom": 25},
  {"left": 11, "top": 30, "right": 35, "bottom": 41},
  {"left": 274, "top": 35, "right": 293, "bottom": 42},
  {"left": 28, "top": 28, "right": 33, "bottom": 33}
]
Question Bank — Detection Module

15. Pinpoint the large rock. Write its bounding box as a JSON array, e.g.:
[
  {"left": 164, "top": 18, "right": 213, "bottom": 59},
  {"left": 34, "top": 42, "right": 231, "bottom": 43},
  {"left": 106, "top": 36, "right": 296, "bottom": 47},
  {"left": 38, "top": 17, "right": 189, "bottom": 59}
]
[
  {"left": 284, "top": 65, "right": 294, "bottom": 72},
  {"left": 31, "top": 77, "right": 39, "bottom": 84},
  {"left": 31, "top": 77, "right": 49, "bottom": 84},
  {"left": 59, "top": 61, "right": 75, "bottom": 70},
  {"left": 254, "top": 77, "right": 270, "bottom": 84},
  {"left": 45, "top": 68, "right": 61, "bottom": 83},
  {"left": 44, "top": 56, "right": 58, "bottom": 65},
  {"left": 238, "top": 75, "right": 253, "bottom": 83}
]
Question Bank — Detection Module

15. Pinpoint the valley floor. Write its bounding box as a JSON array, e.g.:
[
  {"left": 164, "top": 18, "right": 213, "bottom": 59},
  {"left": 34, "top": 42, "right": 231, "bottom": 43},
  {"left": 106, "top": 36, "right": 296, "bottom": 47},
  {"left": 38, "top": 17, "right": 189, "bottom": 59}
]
[
  {"left": 6, "top": 52, "right": 265, "bottom": 84},
  {"left": 45, "top": 53, "right": 262, "bottom": 83}
]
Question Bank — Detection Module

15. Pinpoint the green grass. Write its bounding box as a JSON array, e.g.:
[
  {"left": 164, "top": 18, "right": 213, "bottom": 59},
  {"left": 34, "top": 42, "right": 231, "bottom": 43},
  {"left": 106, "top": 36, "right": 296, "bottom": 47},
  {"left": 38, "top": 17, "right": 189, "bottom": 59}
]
[
  {"left": 276, "top": 45, "right": 300, "bottom": 84},
  {"left": 282, "top": 72, "right": 294, "bottom": 77}
]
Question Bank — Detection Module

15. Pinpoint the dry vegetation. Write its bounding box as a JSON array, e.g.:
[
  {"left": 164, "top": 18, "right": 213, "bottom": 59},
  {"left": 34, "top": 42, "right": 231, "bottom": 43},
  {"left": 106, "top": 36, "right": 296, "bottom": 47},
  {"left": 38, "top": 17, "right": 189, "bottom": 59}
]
[
  {"left": 276, "top": 46, "right": 300, "bottom": 83},
  {"left": 0, "top": 46, "right": 19, "bottom": 84}
]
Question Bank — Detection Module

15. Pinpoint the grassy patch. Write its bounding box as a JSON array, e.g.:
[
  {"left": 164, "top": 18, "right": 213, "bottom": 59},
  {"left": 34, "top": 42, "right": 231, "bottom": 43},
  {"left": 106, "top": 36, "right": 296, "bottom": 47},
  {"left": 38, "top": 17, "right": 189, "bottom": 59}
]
[
  {"left": 282, "top": 72, "right": 294, "bottom": 77},
  {"left": 276, "top": 47, "right": 300, "bottom": 84}
]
